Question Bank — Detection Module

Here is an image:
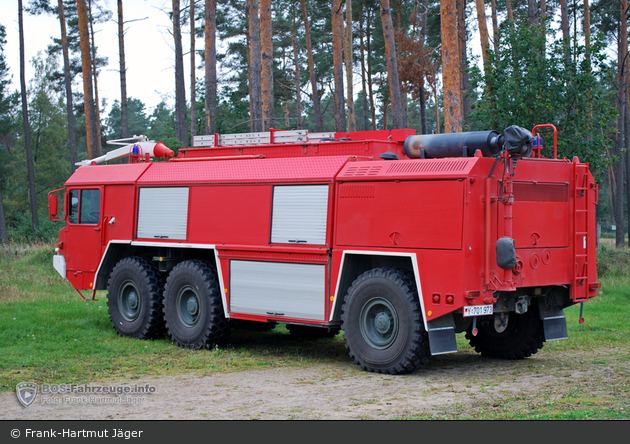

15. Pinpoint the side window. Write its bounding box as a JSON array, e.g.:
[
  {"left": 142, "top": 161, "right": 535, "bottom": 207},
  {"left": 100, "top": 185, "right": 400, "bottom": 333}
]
[
  {"left": 69, "top": 190, "right": 79, "bottom": 224},
  {"left": 79, "top": 189, "right": 101, "bottom": 224},
  {"left": 69, "top": 189, "right": 101, "bottom": 225}
]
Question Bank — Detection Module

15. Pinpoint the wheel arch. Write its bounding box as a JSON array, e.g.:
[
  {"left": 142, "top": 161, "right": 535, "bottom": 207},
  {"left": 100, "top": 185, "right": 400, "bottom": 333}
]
[
  {"left": 96, "top": 242, "right": 227, "bottom": 317},
  {"left": 330, "top": 251, "right": 426, "bottom": 329}
]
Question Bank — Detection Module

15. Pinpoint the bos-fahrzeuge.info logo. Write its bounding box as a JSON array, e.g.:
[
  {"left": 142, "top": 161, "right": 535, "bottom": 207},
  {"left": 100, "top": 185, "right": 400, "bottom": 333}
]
[
  {"left": 15, "top": 382, "right": 155, "bottom": 407},
  {"left": 16, "top": 382, "right": 38, "bottom": 407}
]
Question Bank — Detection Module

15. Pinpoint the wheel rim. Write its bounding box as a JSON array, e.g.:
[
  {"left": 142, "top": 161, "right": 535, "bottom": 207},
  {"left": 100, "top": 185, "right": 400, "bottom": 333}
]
[
  {"left": 360, "top": 297, "right": 399, "bottom": 349},
  {"left": 176, "top": 285, "right": 201, "bottom": 327},
  {"left": 118, "top": 279, "right": 141, "bottom": 322}
]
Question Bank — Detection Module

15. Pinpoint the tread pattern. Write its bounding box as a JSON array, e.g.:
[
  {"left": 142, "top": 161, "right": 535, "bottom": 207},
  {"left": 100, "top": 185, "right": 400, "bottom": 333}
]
[
  {"left": 341, "top": 267, "right": 430, "bottom": 375},
  {"left": 465, "top": 305, "right": 545, "bottom": 360},
  {"left": 163, "top": 259, "right": 229, "bottom": 349},
  {"left": 107, "top": 256, "right": 165, "bottom": 339}
]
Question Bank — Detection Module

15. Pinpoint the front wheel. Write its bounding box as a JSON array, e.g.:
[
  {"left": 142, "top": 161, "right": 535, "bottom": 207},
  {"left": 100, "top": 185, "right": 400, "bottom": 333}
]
[
  {"left": 341, "top": 268, "right": 430, "bottom": 374},
  {"left": 106, "top": 256, "right": 165, "bottom": 339},
  {"left": 163, "top": 260, "right": 229, "bottom": 349},
  {"left": 465, "top": 305, "right": 545, "bottom": 360}
]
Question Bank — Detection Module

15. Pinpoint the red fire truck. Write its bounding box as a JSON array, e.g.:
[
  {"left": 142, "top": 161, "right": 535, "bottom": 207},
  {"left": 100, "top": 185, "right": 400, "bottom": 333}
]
[{"left": 48, "top": 125, "right": 599, "bottom": 374}]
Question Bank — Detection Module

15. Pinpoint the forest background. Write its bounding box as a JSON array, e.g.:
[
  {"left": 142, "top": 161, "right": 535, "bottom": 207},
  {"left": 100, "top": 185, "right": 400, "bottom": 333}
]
[{"left": 0, "top": 0, "right": 629, "bottom": 248}]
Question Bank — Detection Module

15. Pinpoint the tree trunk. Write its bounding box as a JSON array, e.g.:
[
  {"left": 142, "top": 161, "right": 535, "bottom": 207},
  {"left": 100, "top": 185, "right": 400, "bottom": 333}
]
[
  {"left": 173, "top": 0, "right": 188, "bottom": 145},
  {"left": 88, "top": 0, "right": 102, "bottom": 156},
  {"left": 441, "top": 0, "right": 461, "bottom": 133},
  {"left": 457, "top": 0, "right": 470, "bottom": 126},
  {"left": 117, "top": 0, "right": 128, "bottom": 139},
  {"left": 58, "top": 0, "right": 78, "bottom": 170},
  {"left": 190, "top": 0, "right": 196, "bottom": 139},
  {"left": 260, "top": 0, "right": 274, "bottom": 131},
  {"left": 0, "top": 186, "right": 7, "bottom": 245},
  {"left": 76, "top": 0, "right": 98, "bottom": 159},
  {"left": 440, "top": 0, "right": 462, "bottom": 133},
  {"left": 540, "top": 0, "right": 547, "bottom": 54},
  {"left": 205, "top": 0, "right": 217, "bottom": 135},
  {"left": 615, "top": 0, "right": 627, "bottom": 248},
  {"left": 527, "top": 0, "right": 537, "bottom": 25},
  {"left": 583, "top": 0, "right": 590, "bottom": 63},
  {"left": 292, "top": 13, "right": 302, "bottom": 129},
  {"left": 345, "top": 0, "right": 356, "bottom": 132},
  {"left": 560, "top": 0, "right": 570, "bottom": 65},
  {"left": 626, "top": 88, "right": 630, "bottom": 249},
  {"left": 419, "top": 0, "right": 428, "bottom": 134},
  {"left": 433, "top": 79, "right": 440, "bottom": 133},
  {"left": 331, "top": 0, "right": 347, "bottom": 132},
  {"left": 475, "top": 0, "right": 490, "bottom": 72},
  {"left": 18, "top": 0, "right": 38, "bottom": 233},
  {"left": 490, "top": 0, "right": 499, "bottom": 56},
  {"left": 247, "top": 0, "right": 263, "bottom": 132},
  {"left": 359, "top": 5, "right": 370, "bottom": 131},
  {"left": 300, "top": 0, "right": 323, "bottom": 132},
  {"left": 382, "top": 89, "right": 389, "bottom": 130},
  {"left": 505, "top": 0, "right": 514, "bottom": 21},
  {"left": 394, "top": 0, "right": 407, "bottom": 128},
  {"left": 366, "top": 8, "right": 376, "bottom": 130},
  {"left": 624, "top": 0, "right": 630, "bottom": 248},
  {"left": 380, "top": 0, "right": 404, "bottom": 129}
]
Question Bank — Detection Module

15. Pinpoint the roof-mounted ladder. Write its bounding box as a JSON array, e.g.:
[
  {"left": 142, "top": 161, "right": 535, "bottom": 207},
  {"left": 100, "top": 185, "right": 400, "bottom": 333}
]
[{"left": 192, "top": 129, "right": 335, "bottom": 148}]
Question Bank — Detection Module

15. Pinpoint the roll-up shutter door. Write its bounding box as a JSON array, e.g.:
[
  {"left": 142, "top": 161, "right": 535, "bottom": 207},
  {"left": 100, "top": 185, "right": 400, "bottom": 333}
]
[
  {"left": 137, "top": 187, "right": 189, "bottom": 240},
  {"left": 229, "top": 260, "right": 326, "bottom": 320},
  {"left": 270, "top": 184, "right": 329, "bottom": 245}
]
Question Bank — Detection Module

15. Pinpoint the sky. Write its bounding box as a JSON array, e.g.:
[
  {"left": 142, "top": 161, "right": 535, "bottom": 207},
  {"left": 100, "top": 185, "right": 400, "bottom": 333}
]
[{"left": 1, "top": 0, "right": 192, "bottom": 118}]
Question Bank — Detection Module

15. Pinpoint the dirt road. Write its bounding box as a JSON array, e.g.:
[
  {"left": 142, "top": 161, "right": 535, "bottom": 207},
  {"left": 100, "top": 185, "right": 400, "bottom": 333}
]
[{"left": 2, "top": 346, "right": 625, "bottom": 420}]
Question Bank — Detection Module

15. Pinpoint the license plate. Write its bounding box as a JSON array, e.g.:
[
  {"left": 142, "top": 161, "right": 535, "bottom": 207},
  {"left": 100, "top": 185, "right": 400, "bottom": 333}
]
[{"left": 463, "top": 305, "right": 494, "bottom": 317}]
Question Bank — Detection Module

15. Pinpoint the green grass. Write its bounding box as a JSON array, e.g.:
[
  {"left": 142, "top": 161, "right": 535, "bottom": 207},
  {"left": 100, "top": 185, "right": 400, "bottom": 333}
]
[
  {"left": 0, "top": 242, "right": 351, "bottom": 389},
  {"left": 1, "top": 242, "right": 629, "bottom": 420}
]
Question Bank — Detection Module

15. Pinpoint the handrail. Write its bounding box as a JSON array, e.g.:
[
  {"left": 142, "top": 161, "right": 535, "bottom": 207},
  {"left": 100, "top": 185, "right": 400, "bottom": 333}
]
[{"left": 532, "top": 124, "right": 557, "bottom": 159}]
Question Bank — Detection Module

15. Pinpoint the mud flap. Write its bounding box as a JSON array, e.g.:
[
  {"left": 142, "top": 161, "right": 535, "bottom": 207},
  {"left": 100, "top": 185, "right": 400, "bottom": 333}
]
[
  {"left": 539, "top": 305, "right": 568, "bottom": 341},
  {"left": 427, "top": 314, "right": 458, "bottom": 355}
]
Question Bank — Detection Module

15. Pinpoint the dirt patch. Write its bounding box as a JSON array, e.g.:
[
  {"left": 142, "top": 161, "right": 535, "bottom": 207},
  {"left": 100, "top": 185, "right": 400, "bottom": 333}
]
[{"left": 2, "top": 347, "right": 624, "bottom": 420}]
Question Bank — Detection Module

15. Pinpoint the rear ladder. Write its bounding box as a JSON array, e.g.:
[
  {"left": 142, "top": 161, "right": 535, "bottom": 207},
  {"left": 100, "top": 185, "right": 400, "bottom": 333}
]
[{"left": 572, "top": 158, "right": 591, "bottom": 302}]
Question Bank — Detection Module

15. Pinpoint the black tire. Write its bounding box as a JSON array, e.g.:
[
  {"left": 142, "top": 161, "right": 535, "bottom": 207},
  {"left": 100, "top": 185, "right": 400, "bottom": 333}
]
[
  {"left": 465, "top": 305, "right": 545, "bottom": 360},
  {"left": 341, "top": 268, "right": 430, "bottom": 374},
  {"left": 107, "top": 256, "right": 165, "bottom": 339},
  {"left": 163, "top": 260, "right": 229, "bottom": 349},
  {"left": 286, "top": 324, "right": 340, "bottom": 339}
]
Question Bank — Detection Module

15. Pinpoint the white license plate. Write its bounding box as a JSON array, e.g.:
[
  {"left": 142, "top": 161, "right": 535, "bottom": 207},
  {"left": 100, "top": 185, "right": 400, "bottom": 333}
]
[{"left": 463, "top": 305, "right": 494, "bottom": 317}]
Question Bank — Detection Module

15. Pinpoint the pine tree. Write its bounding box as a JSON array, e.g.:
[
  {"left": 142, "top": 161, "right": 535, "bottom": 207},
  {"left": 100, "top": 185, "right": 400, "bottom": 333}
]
[
  {"left": 76, "top": 0, "right": 99, "bottom": 158},
  {"left": 204, "top": 0, "right": 217, "bottom": 134},
  {"left": 18, "top": 0, "right": 39, "bottom": 233}
]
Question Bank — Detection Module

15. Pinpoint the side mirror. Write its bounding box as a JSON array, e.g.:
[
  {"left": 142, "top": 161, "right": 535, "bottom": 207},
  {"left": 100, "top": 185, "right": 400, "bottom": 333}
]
[
  {"left": 48, "top": 193, "right": 58, "bottom": 220},
  {"left": 48, "top": 189, "right": 65, "bottom": 222}
]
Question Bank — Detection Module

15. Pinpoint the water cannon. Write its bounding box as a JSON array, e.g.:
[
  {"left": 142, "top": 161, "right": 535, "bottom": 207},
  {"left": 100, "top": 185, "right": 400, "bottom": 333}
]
[{"left": 75, "top": 135, "right": 174, "bottom": 167}]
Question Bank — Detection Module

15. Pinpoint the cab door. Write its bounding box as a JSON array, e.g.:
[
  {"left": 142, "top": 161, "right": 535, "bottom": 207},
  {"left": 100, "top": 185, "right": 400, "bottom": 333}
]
[{"left": 64, "top": 187, "right": 104, "bottom": 290}]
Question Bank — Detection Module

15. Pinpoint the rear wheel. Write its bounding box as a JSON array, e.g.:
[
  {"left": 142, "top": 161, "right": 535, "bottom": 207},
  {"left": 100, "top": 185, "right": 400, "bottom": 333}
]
[
  {"left": 107, "top": 256, "right": 165, "bottom": 339},
  {"left": 163, "top": 260, "right": 229, "bottom": 349},
  {"left": 341, "top": 268, "right": 430, "bottom": 374},
  {"left": 465, "top": 305, "right": 545, "bottom": 360}
]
